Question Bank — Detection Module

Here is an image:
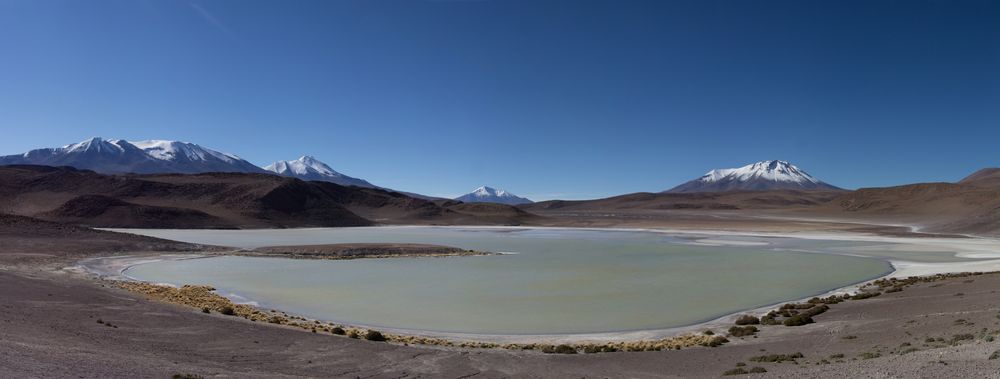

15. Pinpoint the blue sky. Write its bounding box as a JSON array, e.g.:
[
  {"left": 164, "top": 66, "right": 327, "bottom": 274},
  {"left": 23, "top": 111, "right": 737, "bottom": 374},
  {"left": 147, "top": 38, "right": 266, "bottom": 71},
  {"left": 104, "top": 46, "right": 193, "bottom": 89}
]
[{"left": 1, "top": 0, "right": 998, "bottom": 200}]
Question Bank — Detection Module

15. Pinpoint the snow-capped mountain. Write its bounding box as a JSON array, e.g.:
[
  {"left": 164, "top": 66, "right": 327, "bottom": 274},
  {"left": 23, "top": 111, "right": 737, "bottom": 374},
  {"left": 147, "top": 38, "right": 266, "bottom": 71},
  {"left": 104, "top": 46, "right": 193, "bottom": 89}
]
[
  {"left": 0, "top": 137, "right": 266, "bottom": 174},
  {"left": 264, "top": 156, "right": 376, "bottom": 188},
  {"left": 455, "top": 186, "right": 533, "bottom": 205},
  {"left": 666, "top": 160, "right": 842, "bottom": 193}
]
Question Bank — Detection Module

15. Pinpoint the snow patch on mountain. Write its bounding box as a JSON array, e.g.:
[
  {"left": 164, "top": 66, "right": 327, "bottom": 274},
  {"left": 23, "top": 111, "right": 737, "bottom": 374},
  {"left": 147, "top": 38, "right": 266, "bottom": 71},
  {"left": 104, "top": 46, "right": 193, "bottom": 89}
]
[{"left": 130, "top": 140, "right": 242, "bottom": 163}]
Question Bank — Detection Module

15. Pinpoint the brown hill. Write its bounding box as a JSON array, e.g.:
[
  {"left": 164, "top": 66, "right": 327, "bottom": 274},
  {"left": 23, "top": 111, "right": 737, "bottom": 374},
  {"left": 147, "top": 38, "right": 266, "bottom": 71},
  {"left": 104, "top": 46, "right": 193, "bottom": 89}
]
[
  {"left": 959, "top": 168, "right": 1000, "bottom": 187},
  {"left": 820, "top": 182, "right": 1000, "bottom": 235},
  {"left": 522, "top": 190, "right": 843, "bottom": 212},
  {"left": 0, "top": 165, "right": 539, "bottom": 229},
  {"left": 0, "top": 213, "right": 217, "bottom": 265}
]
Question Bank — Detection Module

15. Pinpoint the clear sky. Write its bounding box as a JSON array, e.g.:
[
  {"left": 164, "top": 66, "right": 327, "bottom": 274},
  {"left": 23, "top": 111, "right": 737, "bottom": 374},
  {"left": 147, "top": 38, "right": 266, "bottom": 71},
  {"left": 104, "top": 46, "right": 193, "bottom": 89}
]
[{"left": 1, "top": 0, "right": 998, "bottom": 200}]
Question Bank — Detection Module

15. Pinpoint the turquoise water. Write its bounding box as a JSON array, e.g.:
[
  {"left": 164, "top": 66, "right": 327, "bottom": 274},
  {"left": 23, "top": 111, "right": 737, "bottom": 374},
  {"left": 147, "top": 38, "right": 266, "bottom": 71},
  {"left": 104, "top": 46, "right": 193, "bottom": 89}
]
[{"left": 123, "top": 227, "right": 891, "bottom": 335}]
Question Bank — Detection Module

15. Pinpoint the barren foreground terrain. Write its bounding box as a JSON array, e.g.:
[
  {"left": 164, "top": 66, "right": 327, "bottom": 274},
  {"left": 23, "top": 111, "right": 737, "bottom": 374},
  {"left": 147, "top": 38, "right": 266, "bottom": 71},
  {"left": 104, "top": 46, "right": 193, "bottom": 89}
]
[{"left": 4, "top": 212, "right": 1000, "bottom": 378}]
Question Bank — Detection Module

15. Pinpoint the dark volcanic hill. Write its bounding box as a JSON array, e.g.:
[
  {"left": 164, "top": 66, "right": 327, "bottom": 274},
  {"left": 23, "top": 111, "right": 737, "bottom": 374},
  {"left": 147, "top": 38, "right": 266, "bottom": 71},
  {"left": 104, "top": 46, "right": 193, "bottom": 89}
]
[{"left": 0, "top": 165, "right": 539, "bottom": 229}]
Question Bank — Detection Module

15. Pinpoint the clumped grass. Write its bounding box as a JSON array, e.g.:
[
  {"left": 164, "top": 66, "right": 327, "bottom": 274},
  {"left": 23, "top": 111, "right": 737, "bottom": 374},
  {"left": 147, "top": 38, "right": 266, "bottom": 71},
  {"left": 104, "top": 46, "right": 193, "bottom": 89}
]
[
  {"left": 735, "top": 314, "right": 760, "bottom": 325},
  {"left": 775, "top": 304, "right": 830, "bottom": 326},
  {"left": 760, "top": 312, "right": 779, "bottom": 325},
  {"left": 542, "top": 344, "right": 577, "bottom": 354},
  {"left": 841, "top": 335, "right": 857, "bottom": 340},
  {"left": 829, "top": 353, "right": 844, "bottom": 359},
  {"left": 748, "top": 352, "right": 803, "bottom": 363},
  {"left": 950, "top": 334, "right": 975, "bottom": 344},
  {"left": 347, "top": 330, "right": 360, "bottom": 339},
  {"left": 172, "top": 375, "right": 204, "bottom": 379},
  {"left": 201, "top": 307, "right": 210, "bottom": 314},
  {"left": 783, "top": 314, "right": 813, "bottom": 326},
  {"left": 728, "top": 326, "right": 758, "bottom": 337},
  {"left": 703, "top": 330, "right": 714, "bottom": 335},
  {"left": 808, "top": 294, "right": 849, "bottom": 305},
  {"left": 364, "top": 330, "right": 386, "bottom": 342},
  {"left": 748, "top": 367, "right": 767, "bottom": 373},
  {"left": 219, "top": 306, "right": 235, "bottom": 316},
  {"left": 989, "top": 351, "right": 1000, "bottom": 360},
  {"left": 859, "top": 352, "right": 881, "bottom": 359},
  {"left": 850, "top": 291, "right": 881, "bottom": 300},
  {"left": 703, "top": 335, "right": 729, "bottom": 347},
  {"left": 722, "top": 368, "right": 748, "bottom": 376}
]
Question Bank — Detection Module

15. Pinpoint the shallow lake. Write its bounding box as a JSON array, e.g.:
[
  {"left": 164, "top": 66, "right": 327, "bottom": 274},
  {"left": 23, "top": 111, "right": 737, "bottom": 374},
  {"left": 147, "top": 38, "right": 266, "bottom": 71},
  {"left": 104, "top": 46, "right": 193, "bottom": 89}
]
[{"left": 122, "top": 227, "right": 892, "bottom": 335}]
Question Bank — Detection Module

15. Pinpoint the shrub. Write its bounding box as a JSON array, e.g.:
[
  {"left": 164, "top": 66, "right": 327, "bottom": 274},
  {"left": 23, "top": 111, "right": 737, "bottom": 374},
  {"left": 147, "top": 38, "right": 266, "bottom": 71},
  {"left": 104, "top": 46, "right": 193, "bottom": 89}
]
[
  {"left": 748, "top": 367, "right": 767, "bottom": 373},
  {"left": 990, "top": 351, "right": 1000, "bottom": 360},
  {"left": 219, "top": 306, "right": 235, "bottom": 316},
  {"left": 172, "top": 375, "right": 204, "bottom": 379},
  {"left": 728, "top": 326, "right": 758, "bottom": 337},
  {"left": 330, "top": 326, "right": 346, "bottom": 335},
  {"left": 364, "top": 330, "right": 386, "bottom": 342},
  {"left": 735, "top": 314, "right": 760, "bottom": 325},
  {"left": 347, "top": 330, "right": 360, "bottom": 339}
]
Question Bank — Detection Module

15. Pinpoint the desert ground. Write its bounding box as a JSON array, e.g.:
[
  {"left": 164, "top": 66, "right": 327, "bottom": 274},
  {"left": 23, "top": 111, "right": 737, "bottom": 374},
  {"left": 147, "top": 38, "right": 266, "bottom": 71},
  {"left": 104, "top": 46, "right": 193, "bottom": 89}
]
[{"left": 4, "top": 210, "right": 1000, "bottom": 378}]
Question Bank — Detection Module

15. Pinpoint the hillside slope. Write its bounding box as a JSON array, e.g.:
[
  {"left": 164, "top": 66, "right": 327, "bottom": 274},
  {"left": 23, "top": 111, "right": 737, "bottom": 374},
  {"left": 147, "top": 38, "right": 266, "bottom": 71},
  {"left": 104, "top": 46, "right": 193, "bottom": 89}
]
[{"left": 0, "top": 166, "right": 539, "bottom": 228}]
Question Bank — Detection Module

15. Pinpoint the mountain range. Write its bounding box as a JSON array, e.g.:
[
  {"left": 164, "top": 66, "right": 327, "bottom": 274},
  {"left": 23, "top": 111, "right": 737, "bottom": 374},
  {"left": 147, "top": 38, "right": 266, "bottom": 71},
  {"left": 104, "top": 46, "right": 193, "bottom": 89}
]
[
  {"left": 0, "top": 138, "right": 265, "bottom": 175},
  {"left": 455, "top": 186, "right": 533, "bottom": 205}
]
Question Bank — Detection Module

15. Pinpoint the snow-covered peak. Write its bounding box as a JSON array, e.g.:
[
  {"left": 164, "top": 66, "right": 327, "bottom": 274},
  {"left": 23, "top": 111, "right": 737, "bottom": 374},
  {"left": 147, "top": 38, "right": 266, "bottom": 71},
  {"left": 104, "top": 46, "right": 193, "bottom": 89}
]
[
  {"left": 698, "top": 160, "right": 820, "bottom": 184},
  {"left": 265, "top": 155, "right": 342, "bottom": 177},
  {"left": 666, "top": 160, "right": 841, "bottom": 193},
  {"left": 61, "top": 137, "right": 125, "bottom": 154},
  {"left": 128, "top": 140, "right": 242, "bottom": 163},
  {"left": 456, "top": 186, "right": 533, "bottom": 205},
  {"left": 471, "top": 186, "right": 510, "bottom": 197},
  {"left": 263, "top": 156, "right": 377, "bottom": 188}
]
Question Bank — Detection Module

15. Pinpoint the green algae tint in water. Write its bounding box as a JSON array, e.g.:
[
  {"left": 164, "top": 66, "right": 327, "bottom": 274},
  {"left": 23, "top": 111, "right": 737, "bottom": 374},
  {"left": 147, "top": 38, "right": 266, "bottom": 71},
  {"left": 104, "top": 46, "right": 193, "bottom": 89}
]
[{"left": 124, "top": 227, "right": 890, "bottom": 335}]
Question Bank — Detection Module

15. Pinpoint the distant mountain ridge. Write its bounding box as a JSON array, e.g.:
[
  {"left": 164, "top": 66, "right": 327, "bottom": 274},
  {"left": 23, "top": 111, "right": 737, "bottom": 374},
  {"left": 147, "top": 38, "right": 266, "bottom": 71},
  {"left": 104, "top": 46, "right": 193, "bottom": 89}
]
[
  {"left": 667, "top": 160, "right": 842, "bottom": 193},
  {"left": 455, "top": 186, "right": 533, "bottom": 205},
  {"left": 0, "top": 137, "right": 265, "bottom": 174},
  {"left": 264, "top": 156, "right": 376, "bottom": 188}
]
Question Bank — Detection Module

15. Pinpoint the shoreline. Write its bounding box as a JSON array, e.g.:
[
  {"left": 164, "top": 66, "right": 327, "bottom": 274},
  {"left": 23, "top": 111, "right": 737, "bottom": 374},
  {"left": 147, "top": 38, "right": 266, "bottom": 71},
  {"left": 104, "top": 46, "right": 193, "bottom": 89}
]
[{"left": 79, "top": 225, "right": 1000, "bottom": 345}]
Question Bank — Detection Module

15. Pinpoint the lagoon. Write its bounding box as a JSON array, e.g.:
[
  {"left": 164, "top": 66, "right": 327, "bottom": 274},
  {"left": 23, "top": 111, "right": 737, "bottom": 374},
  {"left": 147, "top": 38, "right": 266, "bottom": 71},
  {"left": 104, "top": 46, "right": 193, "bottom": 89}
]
[{"left": 121, "top": 227, "right": 892, "bottom": 335}]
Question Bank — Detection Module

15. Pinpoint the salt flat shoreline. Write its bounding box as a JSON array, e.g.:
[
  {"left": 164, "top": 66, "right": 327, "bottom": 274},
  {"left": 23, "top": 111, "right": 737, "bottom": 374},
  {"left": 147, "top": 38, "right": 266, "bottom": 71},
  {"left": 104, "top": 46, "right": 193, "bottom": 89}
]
[{"left": 83, "top": 225, "right": 1000, "bottom": 345}]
